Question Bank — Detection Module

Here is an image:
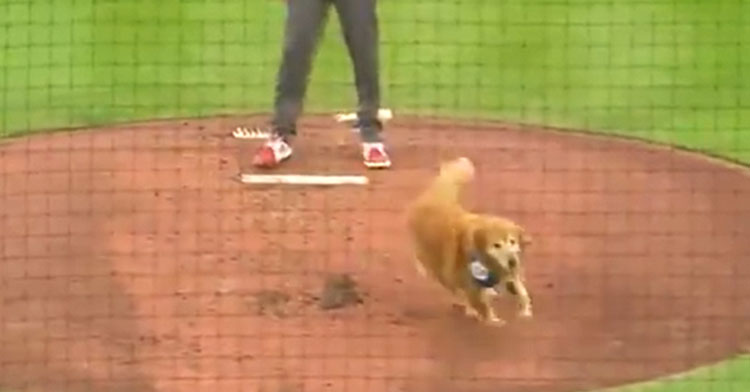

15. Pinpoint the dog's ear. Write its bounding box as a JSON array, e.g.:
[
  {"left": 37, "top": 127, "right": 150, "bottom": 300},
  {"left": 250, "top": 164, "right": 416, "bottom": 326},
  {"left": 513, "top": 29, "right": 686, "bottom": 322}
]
[
  {"left": 522, "top": 234, "right": 533, "bottom": 248},
  {"left": 518, "top": 226, "right": 533, "bottom": 248},
  {"left": 472, "top": 226, "right": 489, "bottom": 253}
]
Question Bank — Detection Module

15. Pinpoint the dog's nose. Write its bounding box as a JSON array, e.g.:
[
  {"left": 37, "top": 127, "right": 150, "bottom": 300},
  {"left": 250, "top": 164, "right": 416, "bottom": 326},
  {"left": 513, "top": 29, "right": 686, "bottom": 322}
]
[{"left": 508, "top": 257, "right": 518, "bottom": 268}]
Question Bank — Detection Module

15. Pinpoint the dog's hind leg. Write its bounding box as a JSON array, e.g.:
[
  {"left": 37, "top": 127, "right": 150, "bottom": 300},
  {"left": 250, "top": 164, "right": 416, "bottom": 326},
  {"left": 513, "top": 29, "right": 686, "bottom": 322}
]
[{"left": 483, "top": 287, "right": 500, "bottom": 298}]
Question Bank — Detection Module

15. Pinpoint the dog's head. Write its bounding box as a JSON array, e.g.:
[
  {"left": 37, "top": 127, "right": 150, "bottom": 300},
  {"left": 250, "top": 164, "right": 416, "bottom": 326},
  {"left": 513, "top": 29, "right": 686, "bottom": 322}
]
[{"left": 472, "top": 218, "right": 532, "bottom": 274}]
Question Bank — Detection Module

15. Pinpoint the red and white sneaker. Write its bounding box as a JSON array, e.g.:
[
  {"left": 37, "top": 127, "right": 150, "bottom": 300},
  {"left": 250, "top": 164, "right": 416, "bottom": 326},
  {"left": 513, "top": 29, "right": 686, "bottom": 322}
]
[
  {"left": 362, "top": 142, "right": 392, "bottom": 169},
  {"left": 252, "top": 135, "right": 293, "bottom": 169}
]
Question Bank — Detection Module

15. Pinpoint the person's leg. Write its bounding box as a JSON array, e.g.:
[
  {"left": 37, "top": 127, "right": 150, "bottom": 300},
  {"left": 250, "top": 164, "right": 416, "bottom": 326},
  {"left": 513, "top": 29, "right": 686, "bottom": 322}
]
[
  {"left": 271, "top": 0, "right": 330, "bottom": 138},
  {"left": 333, "top": 0, "right": 391, "bottom": 168},
  {"left": 253, "top": 0, "right": 330, "bottom": 168}
]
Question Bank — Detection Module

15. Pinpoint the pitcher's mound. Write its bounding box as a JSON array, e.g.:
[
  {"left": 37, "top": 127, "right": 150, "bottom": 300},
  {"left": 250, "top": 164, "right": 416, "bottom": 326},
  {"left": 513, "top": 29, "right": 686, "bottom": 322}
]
[{"left": 1, "top": 114, "right": 749, "bottom": 392}]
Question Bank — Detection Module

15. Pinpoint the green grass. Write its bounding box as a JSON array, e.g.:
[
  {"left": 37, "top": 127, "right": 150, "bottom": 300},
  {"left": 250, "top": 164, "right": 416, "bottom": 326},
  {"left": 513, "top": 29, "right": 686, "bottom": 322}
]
[
  {"left": 600, "top": 355, "right": 750, "bottom": 392},
  {"left": 1, "top": 0, "right": 748, "bottom": 161},
  {"left": 1, "top": 0, "right": 749, "bottom": 390}
]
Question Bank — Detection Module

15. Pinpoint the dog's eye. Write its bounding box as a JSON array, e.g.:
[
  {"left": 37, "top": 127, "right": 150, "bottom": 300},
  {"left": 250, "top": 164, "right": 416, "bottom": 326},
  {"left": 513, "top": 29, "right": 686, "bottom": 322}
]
[
  {"left": 492, "top": 242, "right": 502, "bottom": 249},
  {"left": 509, "top": 239, "right": 517, "bottom": 246}
]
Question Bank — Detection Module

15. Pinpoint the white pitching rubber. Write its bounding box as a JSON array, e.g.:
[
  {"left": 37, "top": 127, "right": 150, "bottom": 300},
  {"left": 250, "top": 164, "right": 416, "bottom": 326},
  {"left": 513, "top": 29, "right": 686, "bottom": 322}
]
[
  {"left": 240, "top": 174, "right": 369, "bottom": 186},
  {"left": 334, "top": 108, "right": 393, "bottom": 123},
  {"left": 233, "top": 127, "right": 271, "bottom": 139}
]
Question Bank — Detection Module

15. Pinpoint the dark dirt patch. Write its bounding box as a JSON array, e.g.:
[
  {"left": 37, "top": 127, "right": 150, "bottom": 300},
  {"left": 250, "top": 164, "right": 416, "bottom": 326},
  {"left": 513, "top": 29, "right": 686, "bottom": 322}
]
[
  {"left": 253, "top": 289, "right": 292, "bottom": 317},
  {"left": 1, "top": 114, "right": 749, "bottom": 392},
  {"left": 277, "top": 381, "right": 304, "bottom": 392},
  {"left": 318, "top": 273, "right": 363, "bottom": 310}
]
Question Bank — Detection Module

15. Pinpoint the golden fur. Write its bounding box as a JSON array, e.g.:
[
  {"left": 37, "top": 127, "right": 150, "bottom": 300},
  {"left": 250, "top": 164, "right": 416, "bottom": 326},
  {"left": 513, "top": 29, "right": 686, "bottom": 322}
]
[{"left": 406, "top": 157, "right": 533, "bottom": 326}]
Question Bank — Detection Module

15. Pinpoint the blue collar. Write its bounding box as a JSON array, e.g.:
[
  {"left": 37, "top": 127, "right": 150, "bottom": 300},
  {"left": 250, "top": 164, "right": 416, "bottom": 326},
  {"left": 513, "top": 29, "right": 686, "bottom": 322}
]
[{"left": 469, "top": 251, "right": 500, "bottom": 288}]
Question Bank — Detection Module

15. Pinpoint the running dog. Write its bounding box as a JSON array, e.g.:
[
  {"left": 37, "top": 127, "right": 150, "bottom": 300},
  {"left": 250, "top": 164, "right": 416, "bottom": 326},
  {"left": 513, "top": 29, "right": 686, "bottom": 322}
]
[{"left": 406, "top": 157, "right": 533, "bottom": 326}]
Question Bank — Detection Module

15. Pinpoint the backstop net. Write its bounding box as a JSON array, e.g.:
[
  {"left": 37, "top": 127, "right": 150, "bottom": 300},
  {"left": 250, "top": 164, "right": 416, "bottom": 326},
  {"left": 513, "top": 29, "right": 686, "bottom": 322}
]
[{"left": 1, "top": 1, "right": 748, "bottom": 391}]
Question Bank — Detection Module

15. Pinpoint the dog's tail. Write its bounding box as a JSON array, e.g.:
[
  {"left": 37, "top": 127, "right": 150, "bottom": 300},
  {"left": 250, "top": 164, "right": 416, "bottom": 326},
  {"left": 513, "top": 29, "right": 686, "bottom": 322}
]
[
  {"left": 407, "top": 157, "right": 476, "bottom": 222},
  {"left": 428, "top": 156, "right": 475, "bottom": 203},
  {"left": 440, "top": 157, "right": 474, "bottom": 180}
]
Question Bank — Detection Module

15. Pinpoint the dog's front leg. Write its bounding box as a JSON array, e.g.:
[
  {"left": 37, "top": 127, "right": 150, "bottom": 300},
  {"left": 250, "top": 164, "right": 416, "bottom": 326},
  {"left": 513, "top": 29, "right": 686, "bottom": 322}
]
[
  {"left": 465, "top": 286, "right": 505, "bottom": 326},
  {"left": 505, "top": 278, "right": 533, "bottom": 318}
]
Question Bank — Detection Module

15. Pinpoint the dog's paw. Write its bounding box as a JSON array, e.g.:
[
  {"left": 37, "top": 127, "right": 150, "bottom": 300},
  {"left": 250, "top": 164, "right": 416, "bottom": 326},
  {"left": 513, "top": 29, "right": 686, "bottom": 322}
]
[
  {"left": 487, "top": 313, "right": 507, "bottom": 327},
  {"left": 518, "top": 307, "right": 533, "bottom": 318},
  {"left": 464, "top": 306, "right": 479, "bottom": 318}
]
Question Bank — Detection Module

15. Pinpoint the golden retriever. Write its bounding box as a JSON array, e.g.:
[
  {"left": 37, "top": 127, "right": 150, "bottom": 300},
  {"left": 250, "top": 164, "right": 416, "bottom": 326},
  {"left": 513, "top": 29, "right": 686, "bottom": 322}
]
[{"left": 406, "top": 157, "right": 533, "bottom": 326}]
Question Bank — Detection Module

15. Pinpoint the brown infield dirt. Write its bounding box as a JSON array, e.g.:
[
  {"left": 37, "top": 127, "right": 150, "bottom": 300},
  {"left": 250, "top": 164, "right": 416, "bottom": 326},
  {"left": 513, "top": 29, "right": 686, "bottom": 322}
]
[{"left": 1, "top": 114, "right": 749, "bottom": 392}]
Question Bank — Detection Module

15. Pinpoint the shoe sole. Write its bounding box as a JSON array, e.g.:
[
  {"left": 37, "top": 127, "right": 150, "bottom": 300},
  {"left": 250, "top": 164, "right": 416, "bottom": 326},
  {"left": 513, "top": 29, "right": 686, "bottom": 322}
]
[
  {"left": 253, "top": 153, "right": 292, "bottom": 169},
  {"left": 364, "top": 160, "right": 392, "bottom": 169}
]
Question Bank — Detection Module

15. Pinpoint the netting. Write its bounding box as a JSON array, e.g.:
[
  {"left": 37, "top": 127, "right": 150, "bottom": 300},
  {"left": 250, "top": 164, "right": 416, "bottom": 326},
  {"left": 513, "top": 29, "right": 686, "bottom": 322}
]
[{"left": 1, "top": 0, "right": 749, "bottom": 391}]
